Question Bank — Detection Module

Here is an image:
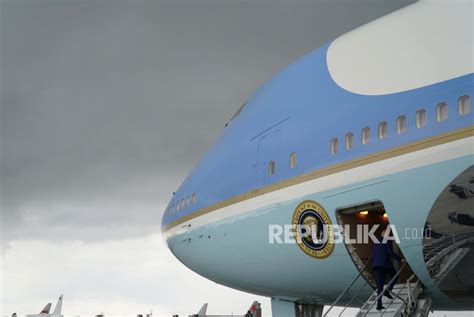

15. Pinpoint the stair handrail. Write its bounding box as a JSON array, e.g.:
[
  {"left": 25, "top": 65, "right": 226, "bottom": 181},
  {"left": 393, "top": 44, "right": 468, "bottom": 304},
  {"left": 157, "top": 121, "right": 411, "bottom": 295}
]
[
  {"left": 323, "top": 257, "right": 372, "bottom": 317},
  {"left": 338, "top": 280, "right": 369, "bottom": 316},
  {"left": 362, "top": 261, "right": 408, "bottom": 316},
  {"left": 381, "top": 273, "right": 419, "bottom": 316}
]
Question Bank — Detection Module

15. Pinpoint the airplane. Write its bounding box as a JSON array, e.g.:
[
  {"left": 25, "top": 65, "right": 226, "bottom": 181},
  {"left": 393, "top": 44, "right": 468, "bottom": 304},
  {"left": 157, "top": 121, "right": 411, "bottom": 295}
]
[
  {"left": 26, "top": 296, "right": 63, "bottom": 317},
  {"left": 189, "top": 301, "right": 261, "bottom": 317},
  {"left": 245, "top": 301, "right": 260, "bottom": 317},
  {"left": 162, "top": 0, "right": 473, "bottom": 316},
  {"left": 39, "top": 304, "right": 51, "bottom": 315},
  {"left": 189, "top": 303, "right": 207, "bottom": 317}
]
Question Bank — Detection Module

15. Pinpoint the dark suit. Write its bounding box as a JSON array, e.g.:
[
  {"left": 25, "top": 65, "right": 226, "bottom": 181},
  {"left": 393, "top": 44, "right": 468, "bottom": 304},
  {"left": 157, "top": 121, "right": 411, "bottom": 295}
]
[{"left": 372, "top": 240, "right": 402, "bottom": 308}]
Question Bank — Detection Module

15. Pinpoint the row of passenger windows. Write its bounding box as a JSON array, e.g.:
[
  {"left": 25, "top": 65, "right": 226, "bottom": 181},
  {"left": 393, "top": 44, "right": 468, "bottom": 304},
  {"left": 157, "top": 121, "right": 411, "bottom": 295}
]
[
  {"left": 165, "top": 95, "right": 471, "bottom": 214},
  {"left": 267, "top": 152, "right": 297, "bottom": 176},
  {"left": 330, "top": 95, "right": 471, "bottom": 155},
  {"left": 166, "top": 192, "right": 197, "bottom": 215},
  {"left": 166, "top": 153, "right": 297, "bottom": 214}
]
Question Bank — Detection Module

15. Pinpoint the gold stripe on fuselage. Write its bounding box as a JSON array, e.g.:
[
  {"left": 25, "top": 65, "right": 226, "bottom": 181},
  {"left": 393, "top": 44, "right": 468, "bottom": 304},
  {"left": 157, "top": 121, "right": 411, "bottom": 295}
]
[{"left": 163, "top": 125, "right": 474, "bottom": 233}]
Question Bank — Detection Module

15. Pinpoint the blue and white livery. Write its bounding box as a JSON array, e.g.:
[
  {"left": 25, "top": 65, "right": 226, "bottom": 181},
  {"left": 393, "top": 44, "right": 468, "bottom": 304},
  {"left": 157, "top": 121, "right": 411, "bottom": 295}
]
[{"left": 162, "top": 1, "right": 473, "bottom": 315}]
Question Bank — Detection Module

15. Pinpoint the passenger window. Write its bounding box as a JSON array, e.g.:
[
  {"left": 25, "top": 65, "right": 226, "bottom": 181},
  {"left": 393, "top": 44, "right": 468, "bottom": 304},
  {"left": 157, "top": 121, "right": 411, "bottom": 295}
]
[
  {"left": 458, "top": 95, "right": 471, "bottom": 115},
  {"left": 361, "top": 127, "right": 370, "bottom": 145},
  {"left": 378, "top": 122, "right": 388, "bottom": 139},
  {"left": 171, "top": 203, "right": 175, "bottom": 214},
  {"left": 181, "top": 198, "right": 185, "bottom": 210},
  {"left": 436, "top": 102, "right": 448, "bottom": 121},
  {"left": 330, "top": 138, "right": 338, "bottom": 155},
  {"left": 268, "top": 160, "right": 276, "bottom": 175},
  {"left": 176, "top": 201, "right": 181, "bottom": 212},
  {"left": 345, "top": 133, "right": 354, "bottom": 150},
  {"left": 416, "top": 109, "right": 427, "bottom": 128},
  {"left": 192, "top": 193, "right": 197, "bottom": 205},
  {"left": 186, "top": 195, "right": 191, "bottom": 207},
  {"left": 396, "top": 116, "right": 407, "bottom": 134},
  {"left": 289, "top": 152, "right": 297, "bottom": 169}
]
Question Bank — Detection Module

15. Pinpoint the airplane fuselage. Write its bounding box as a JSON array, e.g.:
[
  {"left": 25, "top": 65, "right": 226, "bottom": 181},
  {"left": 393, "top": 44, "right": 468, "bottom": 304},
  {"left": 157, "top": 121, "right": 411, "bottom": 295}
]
[{"left": 162, "top": 1, "right": 474, "bottom": 312}]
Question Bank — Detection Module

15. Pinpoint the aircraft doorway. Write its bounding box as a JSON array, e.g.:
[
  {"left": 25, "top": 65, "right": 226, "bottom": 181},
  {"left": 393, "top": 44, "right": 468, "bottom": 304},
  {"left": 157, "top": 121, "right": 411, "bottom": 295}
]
[{"left": 336, "top": 201, "right": 414, "bottom": 288}]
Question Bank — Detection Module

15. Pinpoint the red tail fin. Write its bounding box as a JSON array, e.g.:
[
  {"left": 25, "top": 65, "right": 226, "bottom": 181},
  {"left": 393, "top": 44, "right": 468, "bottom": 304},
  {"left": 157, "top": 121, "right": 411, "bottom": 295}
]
[{"left": 245, "top": 301, "right": 258, "bottom": 316}]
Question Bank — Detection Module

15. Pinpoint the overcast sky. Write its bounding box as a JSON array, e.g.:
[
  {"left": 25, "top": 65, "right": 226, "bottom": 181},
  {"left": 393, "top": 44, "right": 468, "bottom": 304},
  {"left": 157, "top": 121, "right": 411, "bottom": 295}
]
[{"left": 3, "top": 1, "right": 468, "bottom": 316}]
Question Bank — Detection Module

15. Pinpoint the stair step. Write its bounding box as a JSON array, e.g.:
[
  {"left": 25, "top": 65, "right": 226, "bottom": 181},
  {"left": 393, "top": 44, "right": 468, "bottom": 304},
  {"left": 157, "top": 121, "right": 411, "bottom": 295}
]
[
  {"left": 365, "top": 296, "right": 409, "bottom": 302},
  {"left": 357, "top": 282, "right": 424, "bottom": 316},
  {"left": 360, "top": 312, "right": 401, "bottom": 317},
  {"left": 392, "top": 283, "right": 418, "bottom": 288},
  {"left": 360, "top": 308, "right": 399, "bottom": 313}
]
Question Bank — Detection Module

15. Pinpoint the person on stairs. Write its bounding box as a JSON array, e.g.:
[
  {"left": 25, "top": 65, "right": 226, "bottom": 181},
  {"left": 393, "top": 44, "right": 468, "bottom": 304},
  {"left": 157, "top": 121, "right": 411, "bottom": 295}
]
[{"left": 372, "top": 226, "right": 404, "bottom": 311}]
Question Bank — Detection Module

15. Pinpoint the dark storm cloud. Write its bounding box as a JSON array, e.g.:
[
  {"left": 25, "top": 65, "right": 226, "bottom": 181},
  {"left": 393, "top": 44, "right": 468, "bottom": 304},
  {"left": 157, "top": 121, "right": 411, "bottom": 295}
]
[{"left": 0, "top": 0, "right": 414, "bottom": 242}]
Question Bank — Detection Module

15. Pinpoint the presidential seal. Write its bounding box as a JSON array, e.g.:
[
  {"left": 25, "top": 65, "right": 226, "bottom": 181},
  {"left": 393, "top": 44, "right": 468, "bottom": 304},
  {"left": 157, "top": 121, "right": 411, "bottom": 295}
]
[{"left": 292, "top": 200, "right": 334, "bottom": 258}]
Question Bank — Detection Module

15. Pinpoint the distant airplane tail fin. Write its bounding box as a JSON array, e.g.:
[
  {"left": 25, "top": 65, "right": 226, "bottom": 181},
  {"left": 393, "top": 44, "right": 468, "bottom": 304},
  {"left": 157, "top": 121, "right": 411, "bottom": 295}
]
[
  {"left": 53, "top": 295, "right": 63, "bottom": 315},
  {"left": 245, "top": 301, "right": 259, "bottom": 317},
  {"left": 197, "top": 303, "right": 207, "bottom": 316},
  {"left": 40, "top": 303, "right": 52, "bottom": 314}
]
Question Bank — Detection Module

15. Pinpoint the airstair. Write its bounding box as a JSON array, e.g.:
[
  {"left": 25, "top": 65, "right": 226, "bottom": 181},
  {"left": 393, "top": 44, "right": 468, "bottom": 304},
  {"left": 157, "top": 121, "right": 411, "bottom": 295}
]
[
  {"left": 324, "top": 233, "right": 474, "bottom": 316},
  {"left": 324, "top": 262, "right": 431, "bottom": 317},
  {"left": 357, "top": 273, "right": 429, "bottom": 317}
]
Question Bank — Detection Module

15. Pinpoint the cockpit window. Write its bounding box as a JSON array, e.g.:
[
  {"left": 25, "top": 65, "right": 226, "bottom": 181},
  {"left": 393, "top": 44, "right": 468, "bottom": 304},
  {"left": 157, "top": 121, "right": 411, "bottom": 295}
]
[{"left": 230, "top": 102, "right": 247, "bottom": 121}]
